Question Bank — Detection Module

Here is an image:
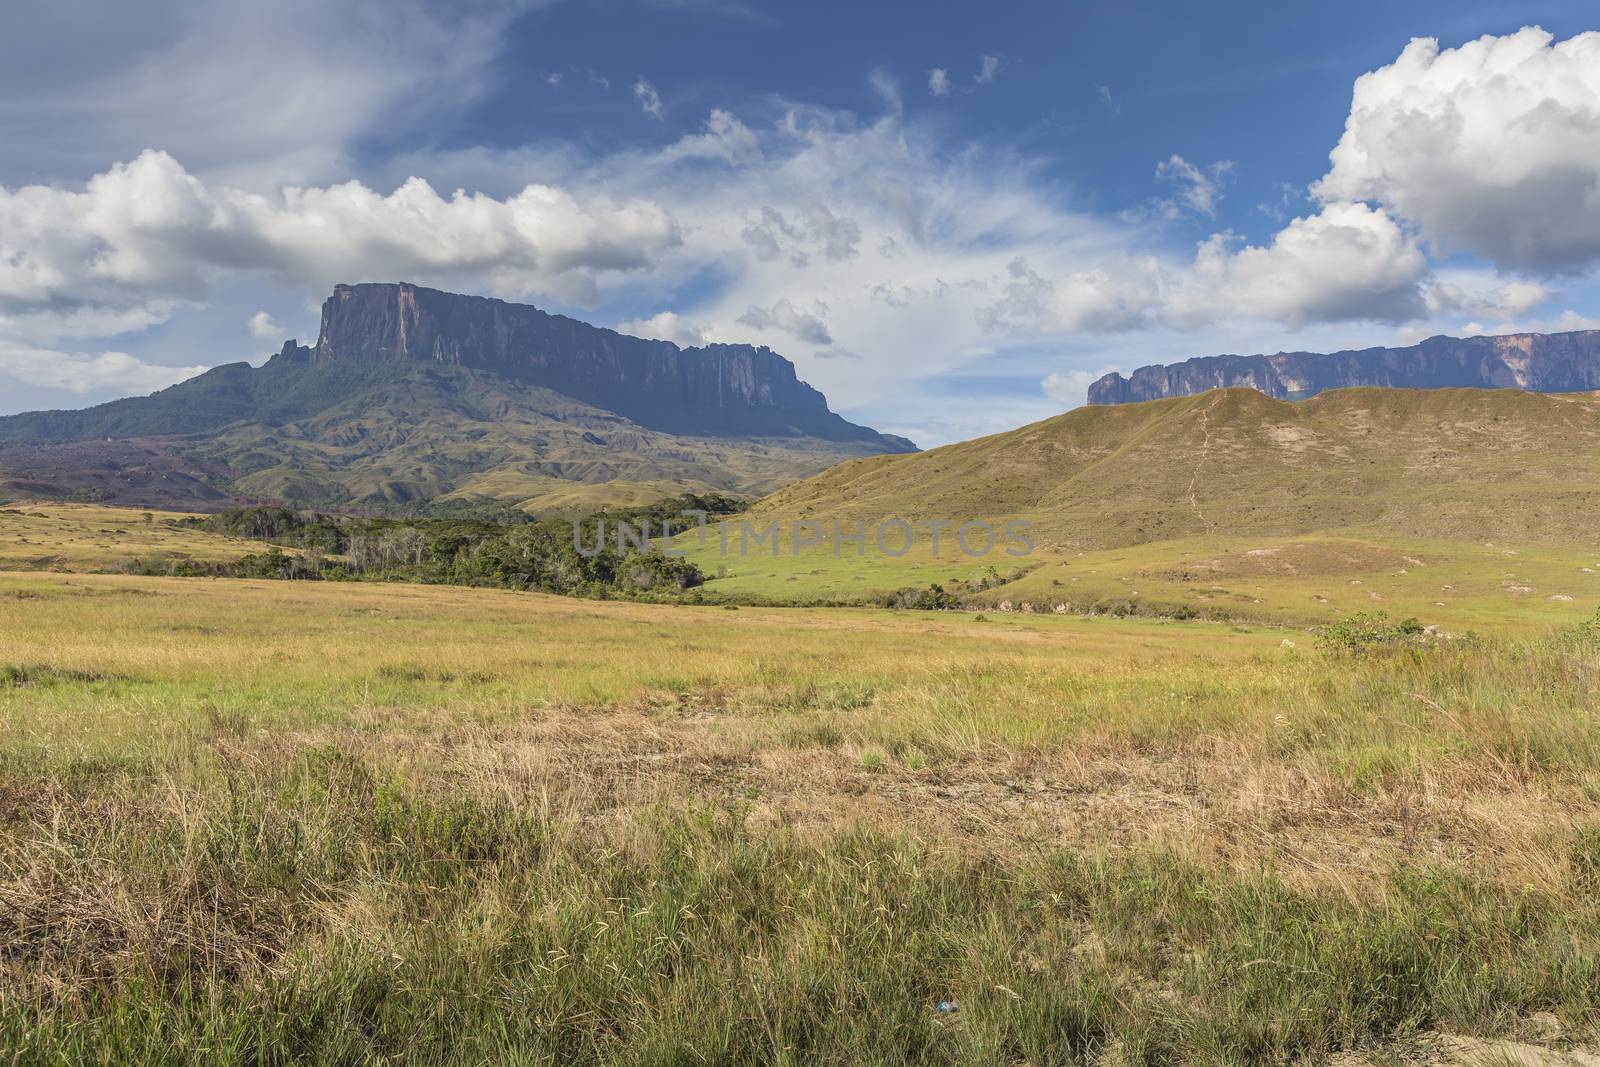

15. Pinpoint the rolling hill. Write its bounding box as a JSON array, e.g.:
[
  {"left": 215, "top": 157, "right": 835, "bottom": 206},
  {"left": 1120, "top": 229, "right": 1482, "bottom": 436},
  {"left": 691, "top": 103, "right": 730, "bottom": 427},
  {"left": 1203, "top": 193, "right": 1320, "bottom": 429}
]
[
  {"left": 674, "top": 386, "right": 1600, "bottom": 626},
  {"left": 750, "top": 386, "right": 1600, "bottom": 550},
  {"left": 0, "top": 283, "right": 913, "bottom": 513}
]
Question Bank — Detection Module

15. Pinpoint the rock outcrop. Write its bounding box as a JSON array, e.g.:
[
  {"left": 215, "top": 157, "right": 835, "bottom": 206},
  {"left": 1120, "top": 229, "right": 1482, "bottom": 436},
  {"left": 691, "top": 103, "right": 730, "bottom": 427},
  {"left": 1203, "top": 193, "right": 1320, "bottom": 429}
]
[
  {"left": 309, "top": 282, "right": 910, "bottom": 446},
  {"left": 1087, "top": 330, "right": 1600, "bottom": 405}
]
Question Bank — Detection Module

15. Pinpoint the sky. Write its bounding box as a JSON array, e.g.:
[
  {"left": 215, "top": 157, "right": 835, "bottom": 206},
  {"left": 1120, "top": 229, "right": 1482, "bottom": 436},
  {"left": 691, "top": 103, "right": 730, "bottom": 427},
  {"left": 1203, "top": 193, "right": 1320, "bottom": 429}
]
[{"left": 3, "top": 1, "right": 1600, "bottom": 446}]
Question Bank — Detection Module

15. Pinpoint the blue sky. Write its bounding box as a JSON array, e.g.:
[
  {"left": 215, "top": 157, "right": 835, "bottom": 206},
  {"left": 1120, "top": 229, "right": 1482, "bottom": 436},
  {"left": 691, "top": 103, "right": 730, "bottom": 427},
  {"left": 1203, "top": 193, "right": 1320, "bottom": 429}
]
[{"left": 3, "top": 0, "right": 1600, "bottom": 445}]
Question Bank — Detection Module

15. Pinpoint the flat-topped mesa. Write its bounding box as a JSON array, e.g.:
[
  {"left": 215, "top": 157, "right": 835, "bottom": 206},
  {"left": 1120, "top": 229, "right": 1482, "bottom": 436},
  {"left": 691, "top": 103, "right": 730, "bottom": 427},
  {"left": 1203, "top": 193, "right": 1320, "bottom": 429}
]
[
  {"left": 312, "top": 282, "right": 909, "bottom": 447},
  {"left": 1087, "top": 329, "right": 1600, "bottom": 405}
]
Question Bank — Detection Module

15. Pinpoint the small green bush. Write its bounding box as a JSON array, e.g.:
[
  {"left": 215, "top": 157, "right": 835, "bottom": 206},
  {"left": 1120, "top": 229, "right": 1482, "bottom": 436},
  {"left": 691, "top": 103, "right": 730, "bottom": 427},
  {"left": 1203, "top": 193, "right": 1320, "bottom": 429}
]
[
  {"left": 1314, "top": 611, "right": 1427, "bottom": 655},
  {"left": 884, "top": 583, "right": 961, "bottom": 610}
]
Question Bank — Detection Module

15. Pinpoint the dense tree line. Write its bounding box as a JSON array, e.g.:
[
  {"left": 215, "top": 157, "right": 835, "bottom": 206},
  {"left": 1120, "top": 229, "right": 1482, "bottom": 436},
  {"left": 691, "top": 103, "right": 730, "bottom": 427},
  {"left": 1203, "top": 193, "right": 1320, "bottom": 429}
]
[{"left": 141, "top": 494, "right": 747, "bottom": 598}]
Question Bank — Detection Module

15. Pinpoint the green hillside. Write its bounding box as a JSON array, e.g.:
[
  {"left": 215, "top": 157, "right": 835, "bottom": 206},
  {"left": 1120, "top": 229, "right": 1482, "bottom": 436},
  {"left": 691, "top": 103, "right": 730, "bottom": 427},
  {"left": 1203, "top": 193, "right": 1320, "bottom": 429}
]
[
  {"left": 752, "top": 387, "right": 1600, "bottom": 549},
  {"left": 676, "top": 387, "right": 1600, "bottom": 626},
  {"left": 196, "top": 365, "right": 893, "bottom": 512},
  {"left": 0, "top": 364, "right": 900, "bottom": 515}
]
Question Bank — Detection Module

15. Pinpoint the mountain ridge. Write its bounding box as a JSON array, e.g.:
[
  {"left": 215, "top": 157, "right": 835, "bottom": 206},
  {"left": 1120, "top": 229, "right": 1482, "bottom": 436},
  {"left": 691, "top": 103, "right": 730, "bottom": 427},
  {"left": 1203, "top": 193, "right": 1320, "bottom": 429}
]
[
  {"left": 3, "top": 282, "right": 912, "bottom": 452},
  {"left": 0, "top": 283, "right": 913, "bottom": 512},
  {"left": 1087, "top": 329, "right": 1600, "bottom": 405}
]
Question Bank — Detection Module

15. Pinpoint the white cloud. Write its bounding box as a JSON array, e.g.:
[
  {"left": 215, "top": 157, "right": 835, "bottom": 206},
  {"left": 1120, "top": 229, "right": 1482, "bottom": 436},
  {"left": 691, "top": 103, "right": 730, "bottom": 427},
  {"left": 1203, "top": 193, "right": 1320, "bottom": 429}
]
[
  {"left": 740, "top": 204, "right": 860, "bottom": 267},
  {"left": 0, "top": 149, "right": 681, "bottom": 318},
  {"left": 1096, "top": 85, "right": 1120, "bottom": 115},
  {"left": 1040, "top": 369, "right": 1103, "bottom": 407},
  {"left": 616, "top": 310, "right": 706, "bottom": 347},
  {"left": 1427, "top": 277, "right": 1553, "bottom": 320},
  {"left": 928, "top": 68, "right": 951, "bottom": 97},
  {"left": 1188, "top": 201, "right": 1427, "bottom": 326},
  {"left": 1313, "top": 26, "right": 1600, "bottom": 274},
  {"left": 545, "top": 72, "right": 564, "bottom": 88},
  {"left": 0, "top": 0, "right": 535, "bottom": 188},
  {"left": 981, "top": 201, "right": 1427, "bottom": 335},
  {"left": 976, "top": 55, "right": 1003, "bottom": 85},
  {"left": 0, "top": 149, "right": 680, "bottom": 400},
  {"left": 247, "top": 310, "right": 285, "bottom": 339},
  {"left": 737, "top": 298, "right": 832, "bottom": 344},
  {"left": 1463, "top": 309, "right": 1600, "bottom": 337},
  {"left": 656, "top": 109, "right": 761, "bottom": 166},
  {"left": 1152, "top": 155, "right": 1233, "bottom": 218},
  {"left": 0, "top": 341, "right": 207, "bottom": 395},
  {"left": 11, "top": 24, "right": 1600, "bottom": 440},
  {"left": 633, "top": 78, "right": 665, "bottom": 120}
]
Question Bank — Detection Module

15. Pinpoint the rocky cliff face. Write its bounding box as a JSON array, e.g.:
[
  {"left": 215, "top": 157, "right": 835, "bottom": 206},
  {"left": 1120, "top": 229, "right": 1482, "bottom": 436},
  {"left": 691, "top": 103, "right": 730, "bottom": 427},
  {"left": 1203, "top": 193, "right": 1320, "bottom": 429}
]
[
  {"left": 1087, "top": 330, "right": 1600, "bottom": 405},
  {"left": 309, "top": 282, "right": 910, "bottom": 447}
]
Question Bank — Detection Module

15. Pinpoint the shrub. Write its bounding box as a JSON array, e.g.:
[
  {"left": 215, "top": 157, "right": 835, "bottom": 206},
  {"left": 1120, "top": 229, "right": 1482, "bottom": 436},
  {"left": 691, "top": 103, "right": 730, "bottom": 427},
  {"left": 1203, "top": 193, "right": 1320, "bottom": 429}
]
[
  {"left": 885, "top": 583, "right": 961, "bottom": 610},
  {"left": 1314, "top": 611, "right": 1427, "bottom": 655}
]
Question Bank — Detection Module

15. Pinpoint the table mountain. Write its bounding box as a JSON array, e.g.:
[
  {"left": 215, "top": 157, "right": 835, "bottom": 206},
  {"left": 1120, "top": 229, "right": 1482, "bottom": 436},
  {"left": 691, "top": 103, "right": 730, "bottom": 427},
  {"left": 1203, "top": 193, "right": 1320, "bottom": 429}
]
[
  {"left": 1087, "top": 329, "right": 1600, "bottom": 405},
  {"left": 0, "top": 283, "right": 913, "bottom": 513},
  {"left": 308, "top": 282, "right": 901, "bottom": 441}
]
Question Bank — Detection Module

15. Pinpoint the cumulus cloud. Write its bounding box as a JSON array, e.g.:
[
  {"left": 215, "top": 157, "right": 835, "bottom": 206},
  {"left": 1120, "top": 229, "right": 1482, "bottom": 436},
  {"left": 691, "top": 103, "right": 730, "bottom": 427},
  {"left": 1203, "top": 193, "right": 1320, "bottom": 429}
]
[
  {"left": 927, "top": 69, "right": 951, "bottom": 97},
  {"left": 1313, "top": 26, "right": 1600, "bottom": 274},
  {"left": 247, "top": 310, "right": 285, "bottom": 339},
  {"left": 616, "top": 310, "right": 706, "bottom": 347},
  {"left": 982, "top": 202, "right": 1427, "bottom": 334},
  {"left": 975, "top": 55, "right": 1003, "bottom": 85},
  {"left": 0, "top": 150, "right": 680, "bottom": 316},
  {"left": 1188, "top": 201, "right": 1427, "bottom": 326},
  {"left": 633, "top": 78, "right": 665, "bottom": 120},
  {"left": 738, "top": 298, "right": 833, "bottom": 344},
  {"left": 0, "top": 148, "right": 681, "bottom": 401}
]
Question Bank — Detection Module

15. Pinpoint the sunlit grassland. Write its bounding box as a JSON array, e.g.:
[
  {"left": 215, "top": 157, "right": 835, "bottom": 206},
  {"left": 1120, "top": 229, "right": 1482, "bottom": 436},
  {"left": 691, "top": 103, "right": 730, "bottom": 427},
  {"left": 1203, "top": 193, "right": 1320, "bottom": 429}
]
[
  {"left": 676, "top": 521, "right": 1008, "bottom": 604},
  {"left": 4, "top": 567, "right": 1600, "bottom": 1062},
  {"left": 680, "top": 520, "right": 1600, "bottom": 631},
  {"left": 0, "top": 502, "right": 266, "bottom": 572},
  {"left": 972, "top": 531, "right": 1600, "bottom": 631},
  {"left": 8, "top": 504, "right": 1596, "bottom": 637}
]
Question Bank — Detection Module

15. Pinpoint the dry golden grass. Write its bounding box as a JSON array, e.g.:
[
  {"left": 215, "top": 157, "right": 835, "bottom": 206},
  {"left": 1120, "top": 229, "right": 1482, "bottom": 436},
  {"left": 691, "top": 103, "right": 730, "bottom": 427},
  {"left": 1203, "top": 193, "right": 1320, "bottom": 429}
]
[
  {"left": 3, "top": 570, "right": 1596, "bottom": 891},
  {"left": 0, "top": 502, "right": 261, "bottom": 571}
]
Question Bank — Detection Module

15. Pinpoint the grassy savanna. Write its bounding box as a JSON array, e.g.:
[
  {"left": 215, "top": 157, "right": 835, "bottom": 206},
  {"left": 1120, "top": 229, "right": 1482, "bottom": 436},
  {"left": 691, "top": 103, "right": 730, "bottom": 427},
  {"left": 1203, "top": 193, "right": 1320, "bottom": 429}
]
[
  {"left": 677, "top": 524, "right": 1599, "bottom": 631},
  {"left": 5, "top": 569, "right": 1600, "bottom": 1063},
  {"left": 0, "top": 503, "right": 280, "bottom": 573},
  {"left": 8, "top": 501, "right": 1596, "bottom": 635},
  {"left": 972, "top": 532, "right": 1600, "bottom": 631}
]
